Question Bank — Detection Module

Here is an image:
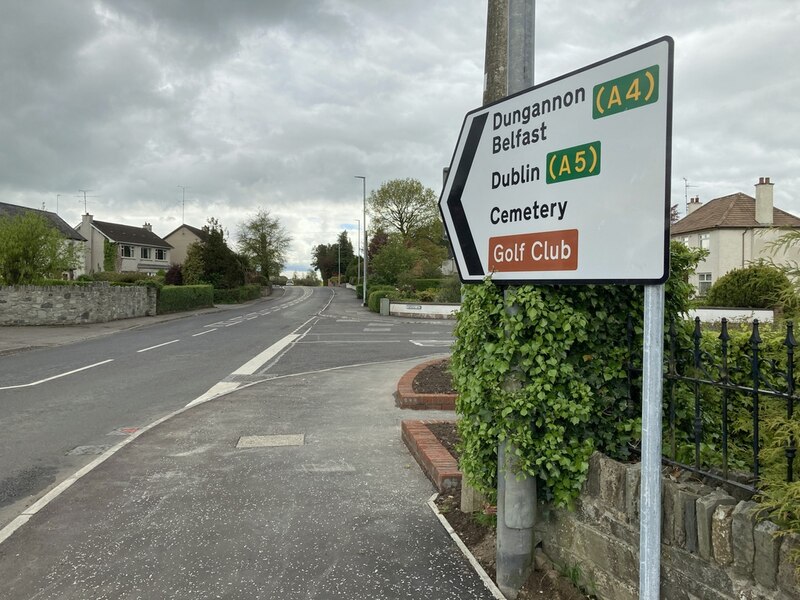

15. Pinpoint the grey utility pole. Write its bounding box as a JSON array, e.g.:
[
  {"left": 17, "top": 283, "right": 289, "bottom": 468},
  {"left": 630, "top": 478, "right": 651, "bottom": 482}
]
[{"left": 494, "top": 1, "right": 537, "bottom": 598}]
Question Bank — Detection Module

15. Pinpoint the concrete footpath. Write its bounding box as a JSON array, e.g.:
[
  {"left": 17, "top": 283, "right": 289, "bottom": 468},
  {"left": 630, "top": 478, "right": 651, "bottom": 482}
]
[{"left": 0, "top": 316, "right": 495, "bottom": 598}]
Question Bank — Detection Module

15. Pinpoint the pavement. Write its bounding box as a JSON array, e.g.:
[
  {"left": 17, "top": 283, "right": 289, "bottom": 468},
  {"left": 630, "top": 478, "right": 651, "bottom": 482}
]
[{"left": 0, "top": 298, "right": 498, "bottom": 599}]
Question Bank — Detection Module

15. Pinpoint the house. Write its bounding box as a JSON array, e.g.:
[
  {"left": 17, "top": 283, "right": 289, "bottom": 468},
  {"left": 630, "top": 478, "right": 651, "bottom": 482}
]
[
  {"left": 0, "top": 202, "right": 87, "bottom": 278},
  {"left": 77, "top": 213, "right": 172, "bottom": 275},
  {"left": 163, "top": 224, "right": 209, "bottom": 265},
  {"left": 671, "top": 177, "right": 800, "bottom": 295}
]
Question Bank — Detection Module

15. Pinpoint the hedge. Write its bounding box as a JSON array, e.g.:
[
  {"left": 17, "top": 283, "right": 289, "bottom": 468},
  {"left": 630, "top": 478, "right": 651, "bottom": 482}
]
[
  {"left": 212, "top": 284, "right": 262, "bottom": 304},
  {"left": 413, "top": 278, "right": 442, "bottom": 291},
  {"left": 158, "top": 285, "right": 214, "bottom": 314}
]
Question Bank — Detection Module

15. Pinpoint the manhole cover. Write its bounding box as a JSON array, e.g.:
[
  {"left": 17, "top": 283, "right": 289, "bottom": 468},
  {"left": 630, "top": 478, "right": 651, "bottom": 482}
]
[{"left": 236, "top": 434, "right": 304, "bottom": 448}]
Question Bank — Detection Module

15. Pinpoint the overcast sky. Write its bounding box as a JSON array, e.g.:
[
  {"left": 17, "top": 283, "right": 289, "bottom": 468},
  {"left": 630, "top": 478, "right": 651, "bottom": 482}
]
[{"left": 3, "top": 1, "right": 799, "bottom": 275}]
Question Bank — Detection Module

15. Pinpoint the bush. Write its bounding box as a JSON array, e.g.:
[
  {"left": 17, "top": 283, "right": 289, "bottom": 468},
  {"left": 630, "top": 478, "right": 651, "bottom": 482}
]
[
  {"left": 368, "top": 288, "right": 403, "bottom": 312},
  {"left": 452, "top": 242, "right": 706, "bottom": 506},
  {"left": 157, "top": 285, "right": 214, "bottom": 314},
  {"left": 705, "top": 263, "right": 792, "bottom": 308},
  {"left": 213, "top": 284, "right": 262, "bottom": 304},
  {"left": 165, "top": 265, "right": 183, "bottom": 285},
  {"left": 436, "top": 274, "right": 462, "bottom": 303},
  {"left": 413, "top": 278, "right": 442, "bottom": 291}
]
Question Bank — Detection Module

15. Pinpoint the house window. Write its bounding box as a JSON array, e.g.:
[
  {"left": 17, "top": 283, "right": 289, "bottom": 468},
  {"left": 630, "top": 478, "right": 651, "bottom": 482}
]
[
  {"left": 698, "top": 273, "right": 712, "bottom": 296},
  {"left": 120, "top": 245, "right": 134, "bottom": 258},
  {"left": 700, "top": 233, "right": 710, "bottom": 250},
  {"left": 155, "top": 248, "right": 166, "bottom": 261},
  {"left": 680, "top": 236, "right": 691, "bottom": 246},
  {"left": 140, "top": 247, "right": 151, "bottom": 259}
]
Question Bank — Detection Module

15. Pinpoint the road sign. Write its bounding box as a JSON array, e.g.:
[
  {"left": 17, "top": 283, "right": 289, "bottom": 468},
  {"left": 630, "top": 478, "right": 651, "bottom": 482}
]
[{"left": 440, "top": 37, "right": 673, "bottom": 284}]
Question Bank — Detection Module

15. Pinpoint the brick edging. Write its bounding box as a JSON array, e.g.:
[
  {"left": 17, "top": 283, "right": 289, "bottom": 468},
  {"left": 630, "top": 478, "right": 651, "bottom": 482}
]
[
  {"left": 396, "top": 358, "right": 457, "bottom": 410},
  {"left": 401, "top": 420, "right": 461, "bottom": 493}
]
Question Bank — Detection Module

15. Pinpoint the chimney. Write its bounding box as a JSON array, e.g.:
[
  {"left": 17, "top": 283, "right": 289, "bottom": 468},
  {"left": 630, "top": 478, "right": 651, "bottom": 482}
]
[
  {"left": 143, "top": 222, "right": 152, "bottom": 232},
  {"left": 686, "top": 196, "right": 702, "bottom": 214},
  {"left": 755, "top": 177, "right": 774, "bottom": 225},
  {"left": 80, "top": 213, "right": 93, "bottom": 236}
]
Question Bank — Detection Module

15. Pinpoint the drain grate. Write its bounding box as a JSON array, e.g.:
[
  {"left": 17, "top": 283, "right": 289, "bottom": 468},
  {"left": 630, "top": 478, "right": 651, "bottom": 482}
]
[{"left": 236, "top": 434, "right": 304, "bottom": 449}]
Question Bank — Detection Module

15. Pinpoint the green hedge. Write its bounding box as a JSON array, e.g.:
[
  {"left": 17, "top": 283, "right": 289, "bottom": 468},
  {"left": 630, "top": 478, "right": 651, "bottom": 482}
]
[
  {"left": 413, "top": 278, "right": 442, "bottom": 291},
  {"left": 212, "top": 284, "right": 262, "bottom": 304},
  {"left": 158, "top": 285, "right": 214, "bottom": 314},
  {"left": 368, "top": 289, "right": 400, "bottom": 312}
]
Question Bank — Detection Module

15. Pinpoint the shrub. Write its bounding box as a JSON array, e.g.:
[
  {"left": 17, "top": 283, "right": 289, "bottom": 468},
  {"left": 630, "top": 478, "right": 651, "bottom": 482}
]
[
  {"left": 435, "top": 274, "right": 462, "bottom": 303},
  {"left": 212, "top": 284, "right": 262, "bottom": 304},
  {"left": 413, "top": 278, "right": 442, "bottom": 291},
  {"left": 452, "top": 242, "right": 706, "bottom": 506},
  {"left": 368, "top": 288, "right": 402, "bottom": 312},
  {"left": 158, "top": 285, "right": 213, "bottom": 314},
  {"left": 165, "top": 264, "right": 183, "bottom": 285},
  {"left": 705, "top": 263, "right": 792, "bottom": 308}
]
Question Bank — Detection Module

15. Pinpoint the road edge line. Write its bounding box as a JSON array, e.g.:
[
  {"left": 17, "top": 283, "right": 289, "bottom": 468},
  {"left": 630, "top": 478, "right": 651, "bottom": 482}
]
[{"left": 426, "top": 493, "right": 506, "bottom": 600}]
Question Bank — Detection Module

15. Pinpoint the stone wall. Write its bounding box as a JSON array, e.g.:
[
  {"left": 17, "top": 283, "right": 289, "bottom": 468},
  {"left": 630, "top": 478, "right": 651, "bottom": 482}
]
[
  {"left": 535, "top": 452, "right": 799, "bottom": 600},
  {"left": 0, "top": 283, "right": 157, "bottom": 325}
]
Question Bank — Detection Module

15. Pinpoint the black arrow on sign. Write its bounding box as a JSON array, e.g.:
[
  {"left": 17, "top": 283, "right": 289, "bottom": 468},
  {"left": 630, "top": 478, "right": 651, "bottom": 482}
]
[{"left": 447, "top": 113, "right": 487, "bottom": 276}]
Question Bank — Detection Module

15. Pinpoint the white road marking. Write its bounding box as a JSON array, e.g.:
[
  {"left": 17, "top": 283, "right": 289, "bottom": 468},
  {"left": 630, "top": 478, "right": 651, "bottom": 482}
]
[
  {"left": 231, "top": 333, "right": 301, "bottom": 375},
  {"left": 185, "top": 381, "right": 241, "bottom": 408},
  {"left": 192, "top": 329, "right": 217, "bottom": 337},
  {"left": 137, "top": 339, "right": 180, "bottom": 353},
  {"left": 364, "top": 327, "right": 391, "bottom": 332},
  {"left": 410, "top": 340, "right": 453, "bottom": 347},
  {"left": 0, "top": 359, "right": 115, "bottom": 390},
  {"left": 226, "top": 321, "right": 242, "bottom": 327}
]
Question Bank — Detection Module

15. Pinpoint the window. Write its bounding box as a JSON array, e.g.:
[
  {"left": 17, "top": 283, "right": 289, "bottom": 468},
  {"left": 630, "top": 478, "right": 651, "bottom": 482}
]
[
  {"left": 680, "top": 236, "right": 691, "bottom": 246},
  {"left": 155, "top": 248, "right": 166, "bottom": 261},
  {"left": 140, "top": 247, "right": 151, "bottom": 259},
  {"left": 698, "top": 273, "right": 712, "bottom": 296},
  {"left": 120, "top": 245, "right": 134, "bottom": 258},
  {"left": 700, "top": 233, "right": 710, "bottom": 250}
]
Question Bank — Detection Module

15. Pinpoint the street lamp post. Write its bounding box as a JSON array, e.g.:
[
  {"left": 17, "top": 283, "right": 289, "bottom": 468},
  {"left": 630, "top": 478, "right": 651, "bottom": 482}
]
[
  {"left": 355, "top": 219, "right": 361, "bottom": 292},
  {"left": 355, "top": 176, "right": 367, "bottom": 305}
]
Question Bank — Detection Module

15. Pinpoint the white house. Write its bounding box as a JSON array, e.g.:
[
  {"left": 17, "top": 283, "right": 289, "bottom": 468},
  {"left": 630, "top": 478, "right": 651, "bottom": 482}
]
[
  {"left": 671, "top": 177, "right": 800, "bottom": 295},
  {"left": 77, "top": 214, "right": 172, "bottom": 275}
]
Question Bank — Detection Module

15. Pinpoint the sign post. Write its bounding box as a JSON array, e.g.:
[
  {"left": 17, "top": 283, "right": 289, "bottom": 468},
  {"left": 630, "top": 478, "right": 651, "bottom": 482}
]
[{"left": 440, "top": 36, "right": 674, "bottom": 600}]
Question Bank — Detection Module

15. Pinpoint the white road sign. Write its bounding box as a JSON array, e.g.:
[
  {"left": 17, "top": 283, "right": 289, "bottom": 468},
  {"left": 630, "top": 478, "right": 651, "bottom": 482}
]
[{"left": 440, "top": 37, "right": 673, "bottom": 284}]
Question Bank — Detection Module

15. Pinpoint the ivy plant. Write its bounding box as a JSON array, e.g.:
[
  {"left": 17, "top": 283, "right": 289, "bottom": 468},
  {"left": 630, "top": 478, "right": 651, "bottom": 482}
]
[{"left": 451, "top": 242, "right": 705, "bottom": 507}]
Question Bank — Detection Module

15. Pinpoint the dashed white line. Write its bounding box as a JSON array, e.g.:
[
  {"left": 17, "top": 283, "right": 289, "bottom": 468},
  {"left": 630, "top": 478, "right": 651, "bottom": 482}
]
[
  {"left": 192, "top": 329, "right": 217, "bottom": 337},
  {"left": 137, "top": 339, "right": 180, "bottom": 353}
]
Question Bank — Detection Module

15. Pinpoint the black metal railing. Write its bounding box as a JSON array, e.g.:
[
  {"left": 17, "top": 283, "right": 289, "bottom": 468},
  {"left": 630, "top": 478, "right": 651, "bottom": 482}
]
[{"left": 628, "top": 316, "right": 798, "bottom": 494}]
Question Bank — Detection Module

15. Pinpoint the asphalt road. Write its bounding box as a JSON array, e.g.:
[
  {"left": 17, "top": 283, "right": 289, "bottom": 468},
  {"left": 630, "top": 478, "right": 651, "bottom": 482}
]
[{"left": 0, "top": 286, "right": 454, "bottom": 530}]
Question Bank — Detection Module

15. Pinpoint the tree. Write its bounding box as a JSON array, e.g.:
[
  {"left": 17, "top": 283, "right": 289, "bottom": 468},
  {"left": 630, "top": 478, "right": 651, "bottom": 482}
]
[
  {"left": 311, "top": 243, "right": 337, "bottom": 285},
  {"left": 237, "top": 209, "right": 291, "bottom": 283},
  {"left": 0, "top": 212, "right": 80, "bottom": 284},
  {"left": 311, "top": 230, "right": 355, "bottom": 285},
  {"left": 182, "top": 218, "right": 245, "bottom": 288},
  {"left": 368, "top": 178, "right": 438, "bottom": 238},
  {"left": 370, "top": 235, "right": 419, "bottom": 286}
]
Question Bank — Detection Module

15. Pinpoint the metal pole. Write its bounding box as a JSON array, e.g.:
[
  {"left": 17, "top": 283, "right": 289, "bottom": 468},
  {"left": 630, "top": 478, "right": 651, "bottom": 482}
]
[
  {"left": 639, "top": 284, "right": 665, "bottom": 599},
  {"left": 355, "top": 176, "right": 367, "bottom": 305},
  {"left": 495, "top": 2, "right": 536, "bottom": 598},
  {"left": 338, "top": 239, "right": 341, "bottom": 286},
  {"left": 356, "top": 219, "right": 361, "bottom": 291}
]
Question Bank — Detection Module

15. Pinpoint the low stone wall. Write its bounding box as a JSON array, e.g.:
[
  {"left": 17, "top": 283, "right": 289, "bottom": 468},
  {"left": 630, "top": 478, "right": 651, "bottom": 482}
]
[
  {"left": 689, "top": 307, "right": 774, "bottom": 323},
  {"left": 0, "top": 283, "right": 157, "bottom": 325},
  {"left": 535, "top": 452, "right": 799, "bottom": 600},
  {"left": 389, "top": 301, "right": 459, "bottom": 319}
]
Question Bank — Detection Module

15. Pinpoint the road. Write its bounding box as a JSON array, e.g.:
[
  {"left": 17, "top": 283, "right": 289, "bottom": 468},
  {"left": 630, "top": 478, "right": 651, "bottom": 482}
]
[{"left": 0, "top": 286, "right": 454, "bottom": 529}]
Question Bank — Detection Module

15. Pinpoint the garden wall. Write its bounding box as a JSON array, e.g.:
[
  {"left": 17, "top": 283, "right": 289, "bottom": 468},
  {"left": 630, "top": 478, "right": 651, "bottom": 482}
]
[
  {"left": 535, "top": 452, "right": 799, "bottom": 600},
  {"left": 0, "top": 283, "right": 157, "bottom": 325},
  {"left": 389, "top": 301, "right": 459, "bottom": 319}
]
